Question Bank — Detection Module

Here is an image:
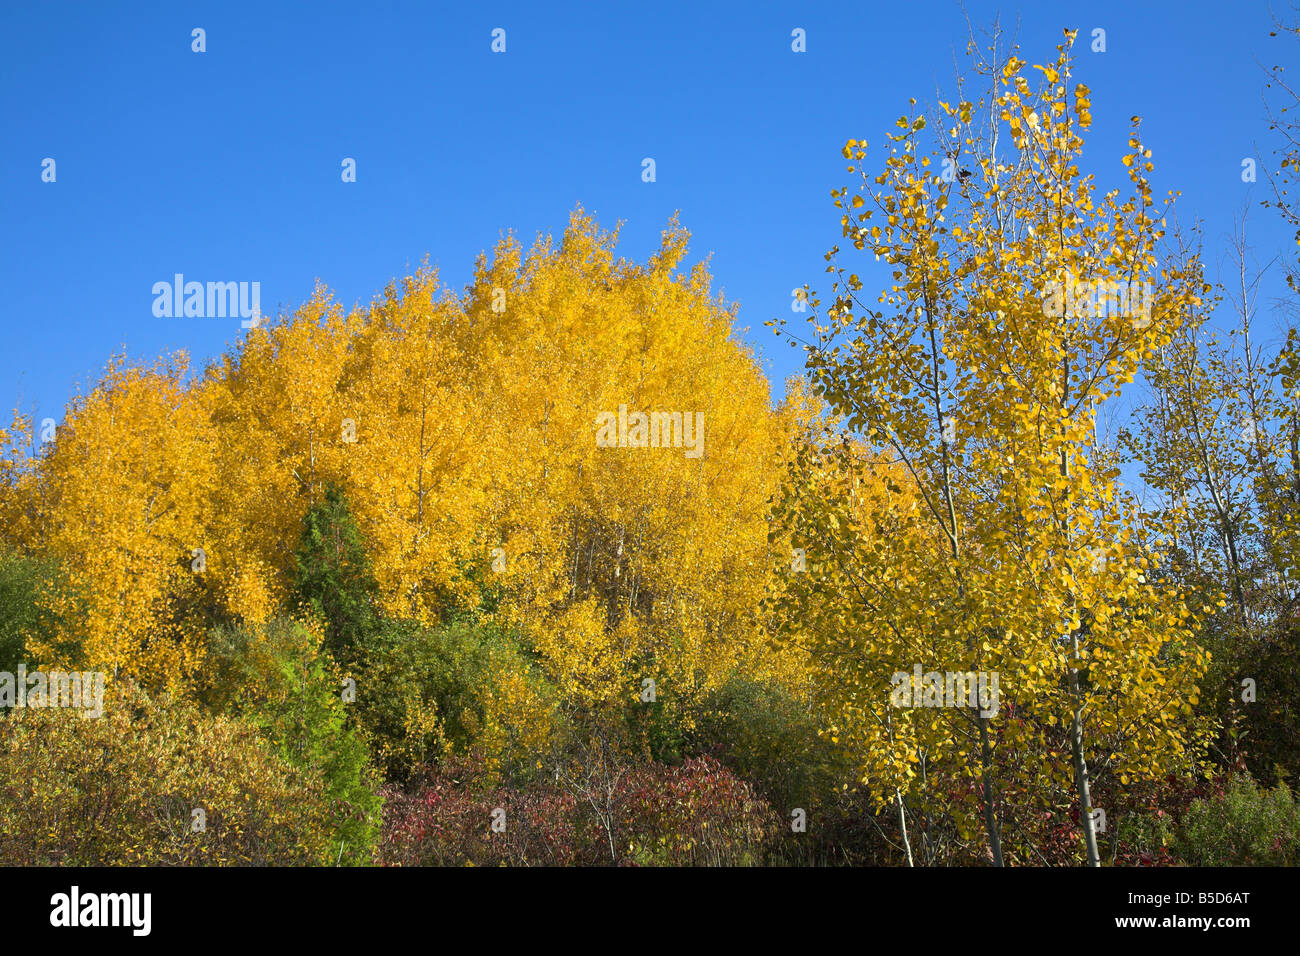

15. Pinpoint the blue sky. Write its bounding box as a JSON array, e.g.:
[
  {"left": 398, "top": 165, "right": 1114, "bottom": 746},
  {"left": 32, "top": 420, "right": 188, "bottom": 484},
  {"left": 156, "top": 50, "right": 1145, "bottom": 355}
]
[{"left": 2, "top": 0, "right": 1296, "bottom": 429}]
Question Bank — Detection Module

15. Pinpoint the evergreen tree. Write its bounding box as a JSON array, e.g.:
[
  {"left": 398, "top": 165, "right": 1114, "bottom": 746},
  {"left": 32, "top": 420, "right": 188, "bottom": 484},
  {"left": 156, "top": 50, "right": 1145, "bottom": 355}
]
[{"left": 292, "top": 484, "right": 380, "bottom": 665}]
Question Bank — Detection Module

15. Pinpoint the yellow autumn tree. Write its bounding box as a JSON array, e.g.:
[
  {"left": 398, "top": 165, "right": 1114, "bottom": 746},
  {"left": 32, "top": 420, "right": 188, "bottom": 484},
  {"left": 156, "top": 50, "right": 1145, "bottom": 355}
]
[
  {"left": 3, "top": 210, "right": 812, "bottom": 762},
  {"left": 770, "top": 31, "right": 1214, "bottom": 866},
  {"left": 16, "top": 356, "right": 216, "bottom": 687}
]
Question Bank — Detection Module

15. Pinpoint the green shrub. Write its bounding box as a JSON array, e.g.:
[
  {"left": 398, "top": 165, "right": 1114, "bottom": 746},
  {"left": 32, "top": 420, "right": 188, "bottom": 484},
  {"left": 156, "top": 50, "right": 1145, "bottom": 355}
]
[
  {"left": 203, "top": 617, "right": 382, "bottom": 865},
  {"left": 0, "top": 549, "right": 72, "bottom": 674},
  {"left": 690, "top": 676, "right": 846, "bottom": 814},
  {"left": 1175, "top": 774, "right": 1300, "bottom": 865},
  {"left": 357, "top": 617, "right": 559, "bottom": 783}
]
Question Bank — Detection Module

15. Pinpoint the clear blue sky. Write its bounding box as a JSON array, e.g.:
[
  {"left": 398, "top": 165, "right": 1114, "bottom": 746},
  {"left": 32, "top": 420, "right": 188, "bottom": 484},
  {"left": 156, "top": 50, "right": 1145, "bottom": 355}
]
[{"left": 2, "top": 0, "right": 1295, "bottom": 430}]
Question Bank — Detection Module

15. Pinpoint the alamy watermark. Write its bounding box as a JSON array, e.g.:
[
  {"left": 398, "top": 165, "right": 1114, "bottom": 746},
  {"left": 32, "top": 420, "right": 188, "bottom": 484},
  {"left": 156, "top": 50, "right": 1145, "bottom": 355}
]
[
  {"left": 152, "top": 274, "right": 262, "bottom": 326},
  {"left": 1042, "top": 274, "right": 1153, "bottom": 328},
  {"left": 50, "top": 886, "right": 150, "bottom": 936},
  {"left": 891, "top": 664, "right": 1000, "bottom": 718},
  {"left": 595, "top": 405, "right": 704, "bottom": 458},
  {"left": 0, "top": 665, "right": 105, "bottom": 718}
]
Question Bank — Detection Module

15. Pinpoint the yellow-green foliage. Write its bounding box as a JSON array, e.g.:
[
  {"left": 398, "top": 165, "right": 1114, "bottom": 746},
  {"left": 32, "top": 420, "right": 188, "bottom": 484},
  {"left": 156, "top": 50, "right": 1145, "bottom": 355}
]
[{"left": 0, "top": 684, "right": 335, "bottom": 865}]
